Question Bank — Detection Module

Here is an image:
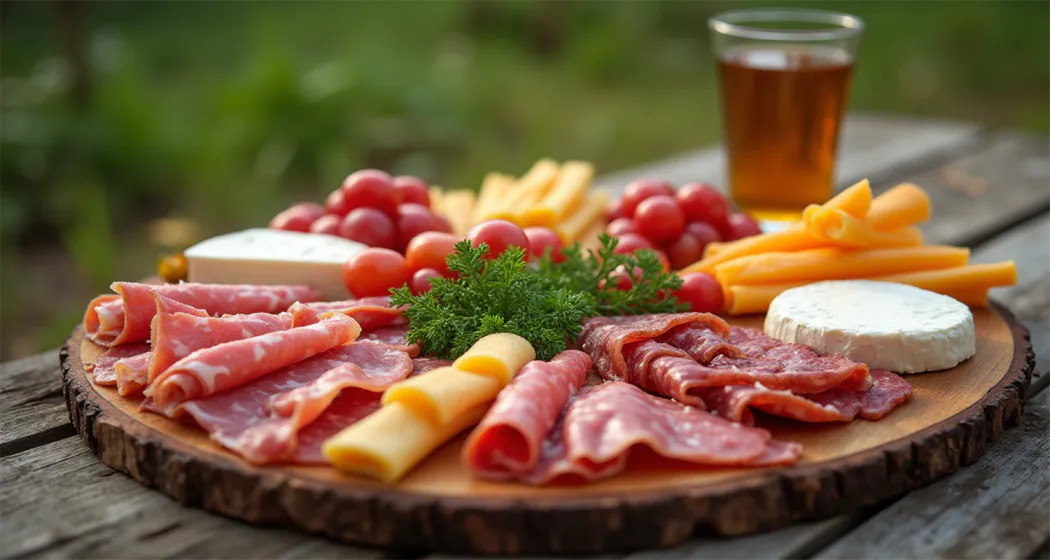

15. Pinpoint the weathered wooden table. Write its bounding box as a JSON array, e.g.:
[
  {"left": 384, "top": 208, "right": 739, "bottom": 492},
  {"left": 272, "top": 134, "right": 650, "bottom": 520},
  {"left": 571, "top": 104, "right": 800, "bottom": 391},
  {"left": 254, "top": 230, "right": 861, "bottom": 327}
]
[{"left": 2, "top": 113, "right": 1048, "bottom": 559}]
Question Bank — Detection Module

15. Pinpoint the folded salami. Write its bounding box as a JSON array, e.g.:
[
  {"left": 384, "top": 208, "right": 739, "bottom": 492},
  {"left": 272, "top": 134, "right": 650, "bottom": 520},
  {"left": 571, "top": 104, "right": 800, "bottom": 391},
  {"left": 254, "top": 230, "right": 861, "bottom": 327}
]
[
  {"left": 85, "top": 343, "right": 150, "bottom": 386},
  {"left": 290, "top": 296, "right": 405, "bottom": 331}
]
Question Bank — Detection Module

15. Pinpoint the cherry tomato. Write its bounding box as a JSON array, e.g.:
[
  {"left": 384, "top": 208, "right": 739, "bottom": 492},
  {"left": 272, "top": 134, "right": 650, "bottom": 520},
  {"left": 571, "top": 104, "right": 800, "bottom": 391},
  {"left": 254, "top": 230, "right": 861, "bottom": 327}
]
[
  {"left": 409, "top": 267, "right": 442, "bottom": 295},
  {"left": 606, "top": 217, "right": 638, "bottom": 237},
  {"left": 633, "top": 195, "right": 685, "bottom": 242},
  {"left": 309, "top": 214, "right": 342, "bottom": 236},
  {"left": 676, "top": 183, "right": 729, "bottom": 228},
  {"left": 341, "top": 169, "right": 398, "bottom": 216},
  {"left": 397, "top": 203, "right": 447, "bottom": 249},
  {"left": 393, "top": 176, "right": 430, "bottom": 207},
  {"left": 604, "top": 197, "right": 626, "bottom": 222},
  {"left": 599, "top": 264, "right": 641, "bottom": 292},
  {"left": 343, "top": 248, "right": 411, "bottom": 297},
  {"left": 727, "top": 212, "right": 763, "bottom": 240},
  {"left": 467, "top": 219, "right": 530, "bottom": 260},
  {"left": 524, "top": 226, "right": 564, "bottom": 263},
  {"left": 685, "top": 221, "right": 723, "bottom": 248},
  {"left": 325, "top": 188, "right": 351, "bottom": 216},
  {"left": 652, "top": 249, "right": 672, "bottom": 273},
  {"left": 405, "top": 231, "right": 459, "bottom": 275},
  {"left": 433, "top": 212, "right": 454, "bottom": 234},
  {"left": 338, "top": 208, "right": 397, "bottom": 249},
  {"left": 666, "top": 232, "right": 704, "bottom": 270},
  {"left": 269, "top": 202, "right": 325, "bottom": 232},
  {"left": 672, "top": 272, "right": 724, "bottom": 313},
  {"left": 622, "top": 179, "right": 675, "bottom": 218},
  {"left": 612, "top": 233, "right": 654, "bottom": 255}
]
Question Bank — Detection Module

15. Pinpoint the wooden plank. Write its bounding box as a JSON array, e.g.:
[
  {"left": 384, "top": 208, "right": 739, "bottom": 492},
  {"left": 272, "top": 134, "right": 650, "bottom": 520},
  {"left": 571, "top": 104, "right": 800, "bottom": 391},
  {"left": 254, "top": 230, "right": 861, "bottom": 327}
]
[
  {"left": 0, "top": 349, "right": 72, "bottom": 456},
  {"left": 595, "top": 113, "right": 980, "bottom": 193},
  {"left": 0, "top": 437, "right": 393, "bottom": 560},
  {"left": 811, "top": 388, "right": 1050, "bottom": 560}
]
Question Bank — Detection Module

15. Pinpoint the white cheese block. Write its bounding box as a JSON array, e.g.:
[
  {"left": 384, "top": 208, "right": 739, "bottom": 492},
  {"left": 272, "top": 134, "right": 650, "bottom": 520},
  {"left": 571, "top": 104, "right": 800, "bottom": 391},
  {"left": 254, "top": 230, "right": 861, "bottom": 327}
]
[
  {"left": 185, "top": 228, "right": 364, "bottom": 300},
  {"left": 764, "top": 280, "right": 976, "bottom": 374}
]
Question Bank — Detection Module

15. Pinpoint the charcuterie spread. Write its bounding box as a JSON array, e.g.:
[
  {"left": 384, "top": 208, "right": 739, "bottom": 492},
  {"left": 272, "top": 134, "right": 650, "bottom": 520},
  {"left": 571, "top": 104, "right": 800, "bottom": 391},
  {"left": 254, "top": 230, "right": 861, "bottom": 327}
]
[{"left": 75, "top": 167, "right": 1018, "bottom": 503}]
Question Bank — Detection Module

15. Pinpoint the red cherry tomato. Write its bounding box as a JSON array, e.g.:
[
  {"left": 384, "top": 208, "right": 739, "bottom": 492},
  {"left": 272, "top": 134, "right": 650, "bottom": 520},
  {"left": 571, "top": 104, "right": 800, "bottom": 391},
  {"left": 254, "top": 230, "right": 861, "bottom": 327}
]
[
  {"left": 727, "top": 212, "right": 763, "bottom": 240},
  {"left": 269, "top": 202, "right": 325, "bottom": 232},
  {"left": 666, "top": 232, "right": 704, "bottom": 270},
  {"left": 622, "top": 179, "right": 675, "bottom": 218},
  {"left": 606, "top": 217, "right": 638, "bottom": 237},
  {"left": 409, "top": 267, "right": 442, "bottom": 295},
  {"left": 676, "top": 183, "right": 729, "bottom": 228},
  {"left": 467, "top": 219, "right": 530, "bottom": 260},
  {"left": 652, "top": 249, "right": 672, "bottom": 273},
  {"left": 397, "top": 203, "right": 446, "bottom": 250},
  {"left": 600, "top": 264, "right": 641, "bottom": 292},
  {"left": 672, "top": 272, "right": 724, "bottom": 313},
  {"left": 393, "top": 176, "right": 430, "bottom": 207},
  {"left": 685, "top": 221, "right": 723, "bottom": 248},
  {"left": 309, "top": 214, "right": 342, "bottom": 236},
  {"left": 633, "top": 195, "right": 685, "bottom": 242},
  {"left": 604, "top": 197, "right": 626, "bottom": 222},
  {"left": 325, "top": 188, "right": 351, "bottom": 216},
  {"left": 405, "top": 231, "right": 460, "bottom": 275},
  {"left": 341, "top": 169, "right": 398, "bottom": 216},
  {"left": 612, "top": 233, "right": 654, "bottom": 255},
  {"left": 433, "top": 212, "right": 454, "bottom": 234},
  {"left": 338, "top": 208, "right": 397, "bottom": 249},
  {"left": 343, "top": 248, "right": 411, "bottom": 297},
  {"left": 524, "top": 226, "right": 564, "bottom": 263}
]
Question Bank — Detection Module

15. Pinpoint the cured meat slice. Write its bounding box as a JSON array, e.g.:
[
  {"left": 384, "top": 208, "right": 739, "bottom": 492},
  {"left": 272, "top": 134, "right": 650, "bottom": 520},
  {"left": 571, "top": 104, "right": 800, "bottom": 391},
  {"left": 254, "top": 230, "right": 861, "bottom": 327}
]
[
  {"left": 411, "top": 356, "right": 452, "bottom": 375},
  {"left": 180, "top": 342, "right": 411, "bottom": 464},
  {"left": 85, "top": 343, "right": 150, "bottom": 386},
  {"left": 655, "top": 324, "right": 744, "bottom": 363},
  {"left": 580, "top": 313, "right": 731, "bottom": 382},
  {"left": 83, "top": 282, "right": 322, "bottom": 347},
  {"left": 114, "top": 353, "right": 151, "bottom": 395},
  {"left": 294, "top": 390, "right": 384, "bottom": 464},
  {"left": 145, "top": 314, "right": 361, "bottom": 417},
  {"left": 358, "top": 325, "right": 420, "bottom": 357},
  {"left": 699, "top": 369, "right": 912, "bottom": 424},
  {"left": 291, "top": 296, "right": 404, "bottom": 331},
  {"left": 464, "top": 350, "right": 591, "bottom": 479},
  {"left": 526, "top": 382, "right": 801, "bottom": 485}
]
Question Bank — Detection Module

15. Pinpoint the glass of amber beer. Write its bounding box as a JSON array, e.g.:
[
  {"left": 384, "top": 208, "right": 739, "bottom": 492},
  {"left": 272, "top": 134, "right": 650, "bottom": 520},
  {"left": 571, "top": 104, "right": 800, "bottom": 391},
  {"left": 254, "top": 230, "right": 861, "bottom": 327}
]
[{"left": 710, "top": 9, "right": 864, "bottom": 222}]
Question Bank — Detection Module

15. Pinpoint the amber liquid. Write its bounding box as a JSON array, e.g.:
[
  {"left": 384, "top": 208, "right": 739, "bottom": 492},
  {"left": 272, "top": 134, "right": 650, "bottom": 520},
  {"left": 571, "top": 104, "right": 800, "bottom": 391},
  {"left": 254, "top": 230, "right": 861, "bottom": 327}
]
[{"left": 718, "top": 45, "right": 854, "bottom": 221}]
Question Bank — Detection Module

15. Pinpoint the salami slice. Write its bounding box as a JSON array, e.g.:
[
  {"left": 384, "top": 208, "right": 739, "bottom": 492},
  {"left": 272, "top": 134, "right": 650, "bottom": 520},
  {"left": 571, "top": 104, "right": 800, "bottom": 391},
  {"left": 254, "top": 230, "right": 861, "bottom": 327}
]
[
  {"left": 580, "top": 313, "right": 732, "bottom": 382},
  {"left": 464, "top": 350, "right": 591, "bottom": 479},
  {"left": 180, "top": 342, "right": 411, "bottom": 464},
  {"left": 294, "top": 390, "right": 384, "bottom": 464},
  {"left": 83, "top": 282, "right": 322, "bottom": 347},
  {"left": 145, "top": 314, "right": 361, "bottom": 417},
  {"left": 358, "top": 325, "right": 420, "bottom": 357},
  {"left": 656, "top": 323, "right": 744, "bottom": 363},
  {"left": 411, "top": 356, "right": 452, "bottom": 375},
  {"left": 290, "top": 296, "right": 404, "bottom": 331},
  {"left": 85, "top": 343, "right": 150, "bottom": 386}
]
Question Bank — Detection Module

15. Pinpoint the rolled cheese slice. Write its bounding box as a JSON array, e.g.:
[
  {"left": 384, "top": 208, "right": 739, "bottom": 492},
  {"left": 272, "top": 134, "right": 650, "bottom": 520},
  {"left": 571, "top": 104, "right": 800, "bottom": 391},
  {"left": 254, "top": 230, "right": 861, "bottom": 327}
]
[
  {"left": 382, "top": 366, "right": 502, "bottom": 426},
  {"left": 452, "top": 333, "right": 536, "bottom": 384},
  {"left": 764, "top": 280, "right": 976, "bottom": 374}
]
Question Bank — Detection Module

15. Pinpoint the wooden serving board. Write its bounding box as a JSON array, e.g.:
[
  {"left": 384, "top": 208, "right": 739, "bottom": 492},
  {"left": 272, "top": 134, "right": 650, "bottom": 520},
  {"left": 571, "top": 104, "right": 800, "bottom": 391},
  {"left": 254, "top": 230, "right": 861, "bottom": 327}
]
[{"left": 61, "top": 305, "right": 1034, "bottom": 555}]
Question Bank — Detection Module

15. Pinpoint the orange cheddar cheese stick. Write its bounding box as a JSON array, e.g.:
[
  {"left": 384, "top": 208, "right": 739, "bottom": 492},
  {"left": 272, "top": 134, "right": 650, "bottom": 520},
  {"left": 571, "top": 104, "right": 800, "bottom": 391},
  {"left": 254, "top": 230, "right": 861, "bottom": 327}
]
[
  {"left": 473, "top": 172, "right": 516, "bottom": 223},
  {"left": 826, "top": 179, "right": 873, "bottom": 218},
  {"left": 500, "top": 159, "right": 560, "bottom": 222},
  {"left": 522, "top": 161, "right": 594, "bottom": 227},
  {"left": 441, "top": 190, "right": 476, "bottom": 237},
  {"left": 559, "top": 191, "right": 609, "bottom": 244},
  {"left": 684, "top": 227, "right": 825, "bottom": 274},
  {"left": 714, "top": 245, "right": 970, "bottom": 287},
  {"left": 806, "top": 216, "right": 924, "bottom": 248},
  {"left": 867, "top": 183, "right": 931, "bottom": 231}
]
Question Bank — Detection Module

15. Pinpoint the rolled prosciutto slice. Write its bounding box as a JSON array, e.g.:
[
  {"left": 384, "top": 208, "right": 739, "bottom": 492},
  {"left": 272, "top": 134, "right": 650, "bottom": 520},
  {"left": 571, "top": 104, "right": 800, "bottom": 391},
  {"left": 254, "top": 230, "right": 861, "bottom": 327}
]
[
  {"left": 290, "top": 296, "right": 404, "bottom": 331},
  {"left": 464, "top": 350, "right": 591, "bottom": 479},
  {"left": 145, "top": 314, "right": 360, "bottom": 417},
  {"left": 83, "top": 282, "right": 322, "bottom": 347},
  {"left": 180, "top": 342, "right": 412, "bottom": 464},
  {"left": 85, "top": 343, "right": 150, "bottom": 386},
  {"left": 699, "top": 370, "right": 912, "bottom": 424}
]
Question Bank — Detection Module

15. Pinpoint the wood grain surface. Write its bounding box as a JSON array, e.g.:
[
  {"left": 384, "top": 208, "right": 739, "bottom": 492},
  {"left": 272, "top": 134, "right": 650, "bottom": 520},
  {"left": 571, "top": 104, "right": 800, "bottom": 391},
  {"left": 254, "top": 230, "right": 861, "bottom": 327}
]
[{"left": 61, "top": 305, "right": 1033, "bottom": 554}]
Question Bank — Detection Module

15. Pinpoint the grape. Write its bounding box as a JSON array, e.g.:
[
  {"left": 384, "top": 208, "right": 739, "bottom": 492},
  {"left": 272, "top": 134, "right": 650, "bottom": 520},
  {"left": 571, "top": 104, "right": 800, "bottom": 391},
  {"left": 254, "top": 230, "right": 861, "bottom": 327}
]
[
  {"left": 269, "top": 203, "right": 325, "bottom": 232},
  {"left": 393, "top": 176, "right": 430, "bottom": 207},
  {"left": 727, "top": 212, "right": 762, "bottom": 240},
  {"left": 666, "top": 232, "right": 704, "bottom": 270},
  {"left": 338, "top": 208, "right": 398, "bottom": 248},
  {"left": 397, "top": 203, "right": 447, "bottom": 250},
  {"left": 685, "top": 221, "right": 722, "bottom": 252},
  {"left": 308, "top": 214, "right": 342, "bottom": 236}
]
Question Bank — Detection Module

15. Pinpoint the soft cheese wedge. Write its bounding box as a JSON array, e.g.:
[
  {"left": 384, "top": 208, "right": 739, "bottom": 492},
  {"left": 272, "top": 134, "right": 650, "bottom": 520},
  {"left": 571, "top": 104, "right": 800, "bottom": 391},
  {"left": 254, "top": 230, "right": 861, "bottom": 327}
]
[
  {"left": 185, "top": 229, "right": 365, "bottom": 299},
  {"left": 764, "top": 280, "right": 976, "bottom": 374}
]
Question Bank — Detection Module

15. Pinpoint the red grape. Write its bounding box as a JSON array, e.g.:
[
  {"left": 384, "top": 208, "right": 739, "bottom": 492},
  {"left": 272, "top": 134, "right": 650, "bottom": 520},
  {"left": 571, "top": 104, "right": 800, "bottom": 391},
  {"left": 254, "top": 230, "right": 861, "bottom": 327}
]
[
  {"left": 612, "top": 233, "right": 654, "bottom": 255},
  {"left": 685, "top": 221, "right": 722, "bottom": 253},
  {"left": 405, "top": 231, "right": 459, "bottom": 275},
  {"left": 634, "top": 195, "right": 685, "bottom": 242},
  {"left": 409, "top": 267, "right": 442, "bottom": 295},
  {"left": 341, "top": 169, "right": 398, "bottom": 216},
  {"left": 343, "top": 248, "right": 410, "bottom": 297},
  {"left": 308, "top": 214, "right": 342, "bottom": 236},
  {"left": 467, "top": 219, "right": 530, "bottom": 260},
  {"left": 673, "top": 272, "right": 724, "bottom": 313},
  {"left": 606, "top": 217, "right": 638, "bottom": 237},
  {"left": 338, "top": 208, "right": 397, "bottom": 248},
  {"left": 393, "top": 176, "right": 430, "bottom": 207},
  {"left": 622, "top": 179, "right": 675, "bottom": 218},
  {"left": 397, "top": 203, "right": 446, "bottom": 249},
  {"left": 666, "top": 232, "right": 704, "bottom": 270},
  {"left": 325, "top": 188, "right": 352, "bottom": 216},
  {"left": 727, "top": 212, "right": 762, "bottom": 240},
  {"left": 677, "top": 182, "right": 729, "bottom": 228},
  {"left": 604, "top": 197, "right": 626, "bottom": 222},
  {"left": 269, "top": 202, "right": 325, "bottom": 232},
  {"left": 524, "top": 226, "right": 565, "bottom": 263}
]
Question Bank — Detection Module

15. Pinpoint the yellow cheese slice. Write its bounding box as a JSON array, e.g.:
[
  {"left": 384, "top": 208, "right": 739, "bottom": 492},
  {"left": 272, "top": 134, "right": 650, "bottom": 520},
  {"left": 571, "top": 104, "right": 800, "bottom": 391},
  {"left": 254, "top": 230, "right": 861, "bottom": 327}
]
[
  {"left": 499, "top": 159, "right": 560, "bottom": 221},
  {"left": 452, "top": 333, "right": 536, "bottom": 385},
  {"left": 428, "top": 187, "right": 445, "bottom": 214},
  {"left": 522, "top": 161, "right": 595, "bottom": 227},
  {"left": 473, "top": 172, "right": 517, "bottom": 223},
  {"left": 381, "top": 366, "right": 502, "bottom": 426},
  {"left": 558, "top": 191, "right": 610, "bottom": 244},
  {"left": 441, "top": 190, "right": 476, "bottom": 237}
]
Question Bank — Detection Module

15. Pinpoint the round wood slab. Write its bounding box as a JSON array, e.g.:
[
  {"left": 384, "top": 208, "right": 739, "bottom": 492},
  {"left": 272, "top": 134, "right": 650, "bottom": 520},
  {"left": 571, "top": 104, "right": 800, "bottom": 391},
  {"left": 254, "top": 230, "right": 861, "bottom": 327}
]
[{"left": 62, "top": 304, "right": 1034, "bottom": 555}]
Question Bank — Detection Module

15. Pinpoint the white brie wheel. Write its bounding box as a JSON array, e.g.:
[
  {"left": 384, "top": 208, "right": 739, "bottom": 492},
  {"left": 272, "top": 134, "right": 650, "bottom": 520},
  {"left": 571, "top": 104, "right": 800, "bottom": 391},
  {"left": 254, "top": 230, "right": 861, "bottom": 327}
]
[{"left": 764, "top": 280, "right": 976, "bottom": 374}]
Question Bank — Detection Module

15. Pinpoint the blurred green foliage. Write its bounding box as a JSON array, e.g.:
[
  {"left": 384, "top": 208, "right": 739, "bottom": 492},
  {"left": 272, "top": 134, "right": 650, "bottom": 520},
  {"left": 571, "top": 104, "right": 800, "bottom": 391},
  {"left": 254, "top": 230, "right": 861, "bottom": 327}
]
[{"left": 0, "top": 0, "right": 1047, "bottom": 358}]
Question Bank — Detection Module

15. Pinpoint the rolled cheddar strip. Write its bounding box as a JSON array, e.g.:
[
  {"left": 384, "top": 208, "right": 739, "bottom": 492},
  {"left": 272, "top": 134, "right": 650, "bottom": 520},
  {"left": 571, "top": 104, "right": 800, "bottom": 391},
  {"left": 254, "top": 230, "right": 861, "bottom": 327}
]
[
  {"left": 473, "top": 172, "right": 516, "bottom": 223},
  {"left": 826, "top": 179, "right": 873, "bottom": 219},
  {"left": 522, "top": 161, "right": 595, "bottom": 227},
  {"left": 441, "top": 190, "right": 476, "bottom": 237},
  {"left": 714, "top": 246, "right": 970, "bottom": 287},
  {"left": 382, "top": 366, "right": 502, "bottom": 426},
  {"left": 558, "top": 191, "right": 610, "bottom": 244},
  {"left": 500, "top": 159, "right": 560, "bottom": 219},
  {"left": 867, "top": 183, "right": 931, "bottom": 231},
  {"left": 323, "top": 401, "right": 488, "bottom": 483},
  {"left": 452, "top": 333, "right": 536, "bottom": 384},
  {"left": 806, "top": 215, "right": 924, "bottom": 248},
  {"left": 685, "top": 227, "right": 825, "bottom": 274}
]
